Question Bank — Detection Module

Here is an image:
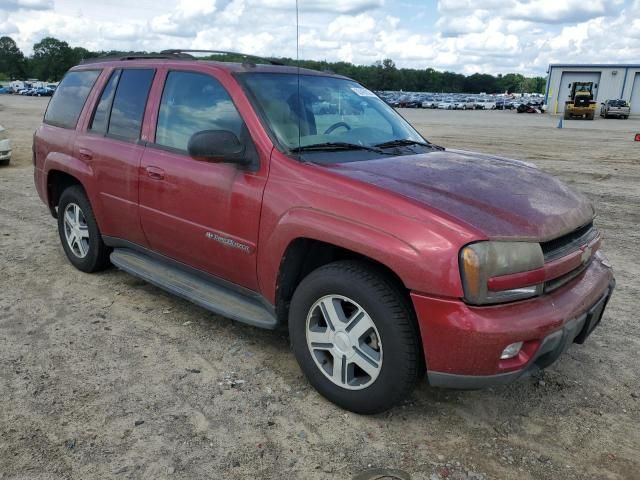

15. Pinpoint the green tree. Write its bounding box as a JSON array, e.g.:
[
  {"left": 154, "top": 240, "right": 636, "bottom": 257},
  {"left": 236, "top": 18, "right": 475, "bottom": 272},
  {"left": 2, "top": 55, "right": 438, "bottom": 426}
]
[
  {"left": 31, "top": 37, "right": 75, "bottom": 81},
  {"left": 71, "top": 46, "right": 94, "bottom": 64},
  {"left": 0, "top": 36, "right": 27, "bottom": 79}
]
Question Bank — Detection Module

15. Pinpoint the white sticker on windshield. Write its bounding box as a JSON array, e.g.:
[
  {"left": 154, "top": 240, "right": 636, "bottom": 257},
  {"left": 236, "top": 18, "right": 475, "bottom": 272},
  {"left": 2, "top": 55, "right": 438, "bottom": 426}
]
[{"left": 351, "top": 87, "right": 376, "bottom": 97}]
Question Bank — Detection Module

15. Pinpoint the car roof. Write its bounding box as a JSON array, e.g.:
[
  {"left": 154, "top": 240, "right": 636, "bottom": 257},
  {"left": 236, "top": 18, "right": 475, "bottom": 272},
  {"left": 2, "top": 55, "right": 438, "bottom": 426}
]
[{"left": 72, "top": 56, "right": 349, "bottom": 80}]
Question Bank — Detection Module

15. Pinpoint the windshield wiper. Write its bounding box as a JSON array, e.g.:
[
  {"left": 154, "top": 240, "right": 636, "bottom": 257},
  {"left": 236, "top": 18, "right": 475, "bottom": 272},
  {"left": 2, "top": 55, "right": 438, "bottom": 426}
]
[
  {"left": 290, "top": 142, "right": 389, "bottom": 154},
  {"left": 374, "top": 139, "right": 444, "bottom": 150}
]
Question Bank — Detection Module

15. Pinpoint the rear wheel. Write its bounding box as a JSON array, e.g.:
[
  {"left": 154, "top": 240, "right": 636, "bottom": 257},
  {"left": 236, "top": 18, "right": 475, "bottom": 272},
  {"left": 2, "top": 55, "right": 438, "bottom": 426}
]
[
  {"left": 289, "top": 260, "right": 423, "bottom": 414},
  {"left": 57, "top": 186, "right": 111, "bottom": 273}
]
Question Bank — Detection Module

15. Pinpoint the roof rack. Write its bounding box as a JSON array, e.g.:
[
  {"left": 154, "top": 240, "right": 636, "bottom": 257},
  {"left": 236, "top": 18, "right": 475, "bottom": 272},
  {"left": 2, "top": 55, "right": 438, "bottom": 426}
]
[
  {"left": 80, "top": 52, "right": 193, "bottom": 65},
  {"left": 80, "top": 50, "right": 285, "bottom": 67},
  {"left": 160, "top": 49, "right": 285, "bottom": 66}
]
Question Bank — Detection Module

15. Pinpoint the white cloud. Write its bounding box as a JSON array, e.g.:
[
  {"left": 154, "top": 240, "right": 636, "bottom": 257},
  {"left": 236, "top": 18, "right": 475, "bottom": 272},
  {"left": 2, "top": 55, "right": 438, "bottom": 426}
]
[
  {"left": 1, "top": 0, "right": 640, "bottom": 77},
  {"left": 250, "top": 0, "right": 384, "bottom": 14},
  {"left": 0, "top": 0, "right": 52, "bottom": 11},
  {"left": 327, "top": 14, "right": 376, "bottom": 40},
  {"left": 508, "top": 0, "right": 624, "bottom": 23}
]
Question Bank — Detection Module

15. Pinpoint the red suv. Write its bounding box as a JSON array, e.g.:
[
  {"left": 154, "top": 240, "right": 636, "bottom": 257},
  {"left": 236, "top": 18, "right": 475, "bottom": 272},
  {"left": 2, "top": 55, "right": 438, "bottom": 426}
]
[{"left": 33, "top": 51, "right": 614, "bottom": 413}]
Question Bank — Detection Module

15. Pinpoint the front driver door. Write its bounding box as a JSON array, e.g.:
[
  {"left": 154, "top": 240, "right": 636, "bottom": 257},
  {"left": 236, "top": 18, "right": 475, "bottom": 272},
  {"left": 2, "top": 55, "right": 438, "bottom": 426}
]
[{"left": 138, "top": 68, "right": 268, "bottom": 291}]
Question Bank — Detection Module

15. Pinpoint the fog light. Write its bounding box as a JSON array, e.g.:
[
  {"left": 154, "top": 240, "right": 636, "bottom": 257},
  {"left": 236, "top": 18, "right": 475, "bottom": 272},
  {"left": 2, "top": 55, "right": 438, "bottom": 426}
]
[{"left": 500, "top": 342, "right": 523, "bottom": 360}]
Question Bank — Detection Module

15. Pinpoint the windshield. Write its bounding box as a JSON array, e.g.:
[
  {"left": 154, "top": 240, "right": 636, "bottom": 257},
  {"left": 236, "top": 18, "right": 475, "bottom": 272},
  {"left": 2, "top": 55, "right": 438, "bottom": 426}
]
[{"left": 240, "top": 73, "right": 425, "bottom": 154}]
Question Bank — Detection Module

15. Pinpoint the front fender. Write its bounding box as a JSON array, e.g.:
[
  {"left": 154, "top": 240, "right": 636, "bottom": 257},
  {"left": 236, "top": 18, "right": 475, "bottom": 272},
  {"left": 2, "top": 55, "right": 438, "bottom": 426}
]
[{"left": 257, "top": 207, "right": 461, "bottom": 304}]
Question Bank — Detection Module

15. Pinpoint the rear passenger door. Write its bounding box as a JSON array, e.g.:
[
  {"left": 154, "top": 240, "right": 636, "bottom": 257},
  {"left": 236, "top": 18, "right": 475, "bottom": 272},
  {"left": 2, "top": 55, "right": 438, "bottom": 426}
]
[
  {"left": 75, "top": 68, "right": 155, "bottom": 247},
  {"left": 138, "top": 68, "right": 268, "bottom": 290}
]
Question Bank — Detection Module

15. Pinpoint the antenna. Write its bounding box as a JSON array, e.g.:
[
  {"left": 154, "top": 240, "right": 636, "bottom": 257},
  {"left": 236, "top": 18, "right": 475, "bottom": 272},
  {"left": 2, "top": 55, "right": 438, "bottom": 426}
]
[{"left": 296, "top": 0, "right": 301, "bottom": 155}]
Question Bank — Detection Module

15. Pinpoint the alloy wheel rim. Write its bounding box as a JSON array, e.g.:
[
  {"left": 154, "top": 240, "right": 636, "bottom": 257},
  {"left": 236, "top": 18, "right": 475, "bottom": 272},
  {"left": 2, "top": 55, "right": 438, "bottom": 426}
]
[
  {"left": 63, "top": 203, "right": 90, "bottom": 258},
  {"left": 305, "top": 295, "right": 383, "bottom": 390}
]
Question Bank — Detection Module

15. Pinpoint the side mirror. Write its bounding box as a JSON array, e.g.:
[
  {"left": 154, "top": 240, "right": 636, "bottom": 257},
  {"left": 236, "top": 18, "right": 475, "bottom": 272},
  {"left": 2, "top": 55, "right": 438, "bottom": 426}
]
[{"left": 187, "top": 130, "right": 248, "bottom": 165}]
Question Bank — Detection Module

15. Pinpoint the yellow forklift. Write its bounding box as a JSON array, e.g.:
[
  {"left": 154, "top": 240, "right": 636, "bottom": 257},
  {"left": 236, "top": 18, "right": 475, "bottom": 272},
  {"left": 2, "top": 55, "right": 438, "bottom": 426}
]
[{"left": 564, "top": 82, "right": 597, "bottom": 120}]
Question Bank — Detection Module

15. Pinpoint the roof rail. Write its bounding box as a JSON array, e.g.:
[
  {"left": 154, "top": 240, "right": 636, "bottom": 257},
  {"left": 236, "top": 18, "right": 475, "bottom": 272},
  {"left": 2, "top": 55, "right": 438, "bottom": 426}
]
[
  {"left": 80, "top": 52, "right": 193, "bottom": 65},
  {"left": 160, "top": 49, "right": 285, "bottom": 66}
]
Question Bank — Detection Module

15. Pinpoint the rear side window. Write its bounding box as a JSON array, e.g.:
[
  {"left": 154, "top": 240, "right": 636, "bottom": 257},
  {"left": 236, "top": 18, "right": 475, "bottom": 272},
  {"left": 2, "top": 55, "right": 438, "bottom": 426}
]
[
  {"left": 108, "top": 69, "right": 155, "bottom": 141},
  {"left": 89, "top": 70, "right": 120, "bottom": 134},
  {"left": 155, "top": 71, "right": 244, "bottom": 151},
  {"left": 44, "top": 70, "right": 100, "bottom": 129}
]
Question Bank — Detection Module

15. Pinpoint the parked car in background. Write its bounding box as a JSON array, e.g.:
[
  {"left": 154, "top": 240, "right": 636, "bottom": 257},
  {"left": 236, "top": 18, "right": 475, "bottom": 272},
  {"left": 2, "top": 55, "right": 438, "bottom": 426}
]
[
  {"left": 600, "top": 100, "right": 630, "bottom": 119},
  {"left": 33, "top": 87, "right": 54, "bottom": 97},
  {"left": 454, "top": 98, "right": 476, "bottom": 110},
  {"left": 0, "top": 85, "right": 10, "bottom": 94},
  {"left": 438, "top": 98, "right": 454, "bottom": 109},
  {"left": 476, "top": 98, "right": 496, "bottom": 110},
  {"left": 0, "top": 125, "right": 11, "bottom": 165},
  {"left": 421, "top": 96, "right": 438, "bottom": 109}
]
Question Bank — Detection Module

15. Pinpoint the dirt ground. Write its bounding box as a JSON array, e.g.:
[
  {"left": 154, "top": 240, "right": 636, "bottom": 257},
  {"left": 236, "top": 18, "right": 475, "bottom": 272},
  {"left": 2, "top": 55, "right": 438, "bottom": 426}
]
[{"left": 1, "top": 95, "right": 639, "bottom": 480}]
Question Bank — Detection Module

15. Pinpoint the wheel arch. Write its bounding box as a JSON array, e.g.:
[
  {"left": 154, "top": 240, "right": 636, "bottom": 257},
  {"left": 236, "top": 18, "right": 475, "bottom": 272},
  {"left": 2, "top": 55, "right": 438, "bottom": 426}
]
[
  {"left": 273, "top": 237, "right": 412, "bottom": 327},
  {"left": 46, "top": 169, "right": 87, "bottom": 218}
]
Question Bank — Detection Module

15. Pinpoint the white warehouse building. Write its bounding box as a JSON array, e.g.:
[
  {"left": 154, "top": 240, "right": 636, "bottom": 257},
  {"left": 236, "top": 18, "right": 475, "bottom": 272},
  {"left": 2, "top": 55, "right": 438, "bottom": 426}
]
[{"left": 544, "top": 64, "right": 640, "bottom": 116}]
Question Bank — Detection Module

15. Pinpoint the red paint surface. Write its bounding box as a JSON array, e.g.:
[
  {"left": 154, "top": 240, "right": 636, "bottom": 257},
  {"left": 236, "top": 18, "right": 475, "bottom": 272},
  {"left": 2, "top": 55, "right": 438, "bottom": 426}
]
[{"left": 33, "top": 58, "right": 615, "bottom": 379}]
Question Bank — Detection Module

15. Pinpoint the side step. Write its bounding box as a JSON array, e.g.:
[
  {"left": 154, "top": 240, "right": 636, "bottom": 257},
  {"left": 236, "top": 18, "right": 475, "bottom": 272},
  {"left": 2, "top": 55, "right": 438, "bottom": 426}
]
[{"left": 110, "top": 248, "right": 278, "bottom": 329}]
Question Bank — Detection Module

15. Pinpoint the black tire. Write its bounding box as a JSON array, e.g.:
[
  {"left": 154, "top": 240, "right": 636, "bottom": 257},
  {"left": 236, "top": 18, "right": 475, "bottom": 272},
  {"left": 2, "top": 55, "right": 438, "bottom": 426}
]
[
  {"left": 0, "top": 159, "right": 9, "bottom": 167},
  {"left": 57, "top": 185, "right": 111, "bottom": 273},
  {"left": 289, "top": 260, "right": 424, "bottom": 414}
]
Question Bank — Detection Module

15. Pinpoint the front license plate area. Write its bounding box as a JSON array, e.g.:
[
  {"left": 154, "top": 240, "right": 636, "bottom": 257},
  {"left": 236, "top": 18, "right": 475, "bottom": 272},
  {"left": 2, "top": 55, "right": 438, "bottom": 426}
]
[{"left": 574, "top": 290, "right": 610, "bottom": 344}]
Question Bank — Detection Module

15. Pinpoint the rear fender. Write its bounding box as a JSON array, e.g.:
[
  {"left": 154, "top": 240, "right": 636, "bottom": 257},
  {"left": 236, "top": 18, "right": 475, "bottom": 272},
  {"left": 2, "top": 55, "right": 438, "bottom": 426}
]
[{"left": 43, "top": 153, "right": 100, "bottom": 221}]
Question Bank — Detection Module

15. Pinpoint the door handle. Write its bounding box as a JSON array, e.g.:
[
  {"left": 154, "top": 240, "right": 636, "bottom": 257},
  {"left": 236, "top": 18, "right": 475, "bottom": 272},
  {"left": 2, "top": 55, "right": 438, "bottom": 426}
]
[
  {"left": 145, "top": 166, "right": 165, "bottom": 180},
  {"left": 78, "top": 148, "right": 93, "bottom": 161}
]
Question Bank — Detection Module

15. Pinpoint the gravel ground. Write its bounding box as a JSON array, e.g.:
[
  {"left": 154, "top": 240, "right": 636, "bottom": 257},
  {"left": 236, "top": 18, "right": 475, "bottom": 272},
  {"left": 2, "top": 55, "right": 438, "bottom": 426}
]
[{"left": 1, "top": 95, "right": 639, "bottom": 480}]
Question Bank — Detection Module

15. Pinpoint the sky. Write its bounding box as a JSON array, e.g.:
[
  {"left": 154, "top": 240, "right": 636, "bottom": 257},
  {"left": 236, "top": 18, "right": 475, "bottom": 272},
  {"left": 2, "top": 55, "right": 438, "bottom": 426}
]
[{"left": 1, "top": 0, "right": 639, "bottom": 76}]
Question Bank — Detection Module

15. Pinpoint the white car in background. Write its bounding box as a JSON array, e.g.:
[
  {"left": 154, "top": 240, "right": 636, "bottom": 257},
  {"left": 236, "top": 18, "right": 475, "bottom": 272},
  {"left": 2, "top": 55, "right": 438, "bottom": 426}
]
[
  {"left": 0, "top": 125, "right": 12, "bottom": 165},
  {"left": 438, "top": 99, "right": 454, "bottom": 109},
  {"left": 475, "top": 98, "right": 496, "bottom": 110}
]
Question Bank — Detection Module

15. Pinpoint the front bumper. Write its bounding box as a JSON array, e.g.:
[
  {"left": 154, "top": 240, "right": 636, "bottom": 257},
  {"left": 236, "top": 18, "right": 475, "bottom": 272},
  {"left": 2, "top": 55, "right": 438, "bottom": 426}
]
[
  {"left": 0, "top": 150, "right": 10, "bottom": 161},
  {"left": 411, "top": 254, "right": 614, "bottom": 388}
]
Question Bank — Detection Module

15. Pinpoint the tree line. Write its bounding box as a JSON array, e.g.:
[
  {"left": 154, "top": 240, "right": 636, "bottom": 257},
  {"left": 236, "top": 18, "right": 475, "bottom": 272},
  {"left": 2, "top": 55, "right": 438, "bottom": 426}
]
[{"left": 0, "top": 35, "right": 546, "bottom": 94}]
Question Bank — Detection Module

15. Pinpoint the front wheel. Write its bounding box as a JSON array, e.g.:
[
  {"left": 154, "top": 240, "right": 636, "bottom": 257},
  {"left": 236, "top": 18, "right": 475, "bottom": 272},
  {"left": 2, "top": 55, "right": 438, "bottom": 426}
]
[{"left": 289, "top": 261, "right": 423, "bottom": 414}]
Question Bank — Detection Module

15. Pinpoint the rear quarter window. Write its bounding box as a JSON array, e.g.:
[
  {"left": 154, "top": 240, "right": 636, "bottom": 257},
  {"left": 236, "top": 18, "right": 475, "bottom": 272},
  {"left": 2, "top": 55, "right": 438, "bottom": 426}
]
[{"left": 44, "top": 70, "right": 101, "bottom": 129}]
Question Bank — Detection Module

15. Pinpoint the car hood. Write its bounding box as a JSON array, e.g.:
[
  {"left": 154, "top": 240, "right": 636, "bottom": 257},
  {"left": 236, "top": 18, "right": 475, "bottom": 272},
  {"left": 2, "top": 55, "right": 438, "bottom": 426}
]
[{"left": 327, "top": 149, "right": 594, "bottom": 242}]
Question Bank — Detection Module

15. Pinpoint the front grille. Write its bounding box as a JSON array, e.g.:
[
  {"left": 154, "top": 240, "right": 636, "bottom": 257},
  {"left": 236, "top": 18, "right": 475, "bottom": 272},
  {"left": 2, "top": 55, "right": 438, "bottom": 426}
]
[
  {"left": 544, "top": 260, "right": 590, "bottom": 293},
  {"left": 541, "top": 222, "right": 598, "bottom": 293},
  {"left": 541, "top": 222, "right": 597, "bottom": 262}
]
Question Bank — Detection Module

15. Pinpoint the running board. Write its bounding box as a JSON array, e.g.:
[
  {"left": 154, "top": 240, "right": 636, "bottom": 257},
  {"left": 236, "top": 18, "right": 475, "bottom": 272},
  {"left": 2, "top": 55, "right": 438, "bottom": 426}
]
[{"left": 110, "top": 248, "right": 278, "bottom": 329}]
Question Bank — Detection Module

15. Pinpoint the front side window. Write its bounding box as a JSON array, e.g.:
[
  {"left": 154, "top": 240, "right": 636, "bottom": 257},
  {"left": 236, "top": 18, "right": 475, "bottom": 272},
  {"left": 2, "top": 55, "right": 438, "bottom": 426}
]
[
  {"left": 155, "top": 71, "right": 244, "bottom": 152},
  {"left": 108, "top": 69, "right": 155, "bottom": 141},
  {"left": 44, "top": 70, "right": 100, "bottom": 129},
  {"left": 240, "top": 73, "right": 426, "bottom": 160}
]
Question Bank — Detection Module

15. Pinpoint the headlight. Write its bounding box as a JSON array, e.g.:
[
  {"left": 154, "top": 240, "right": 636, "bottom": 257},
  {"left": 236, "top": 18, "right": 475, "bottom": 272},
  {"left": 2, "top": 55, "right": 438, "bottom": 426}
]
[{"left": 460, "top": 241, "right": 544, "bottom": 305}]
